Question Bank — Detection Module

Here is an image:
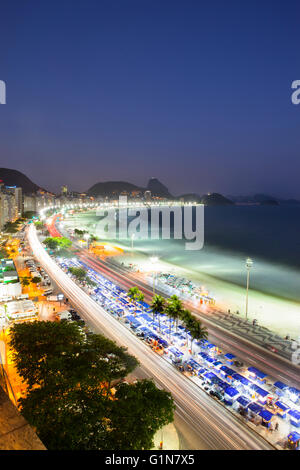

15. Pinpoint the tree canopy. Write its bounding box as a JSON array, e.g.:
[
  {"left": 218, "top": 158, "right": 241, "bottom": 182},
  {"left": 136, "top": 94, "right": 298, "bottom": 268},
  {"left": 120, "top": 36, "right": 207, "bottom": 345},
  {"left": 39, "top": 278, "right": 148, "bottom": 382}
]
[
  {"left": 43, "top": 237, "right": 71, "bottom": 251},
  {"left": 9, "top": 321, "right": 174, "bottom": 450}
]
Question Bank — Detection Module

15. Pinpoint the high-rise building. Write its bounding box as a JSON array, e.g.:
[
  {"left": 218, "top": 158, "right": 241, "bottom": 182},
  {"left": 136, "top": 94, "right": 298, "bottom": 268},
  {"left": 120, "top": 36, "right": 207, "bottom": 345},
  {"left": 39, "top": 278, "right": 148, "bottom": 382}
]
[
  {"left": 5, "top": 186, "right": 23, "bottom": 218},
  {"left": 0, "top": 184, "right": 19, "bottom": 230},
  {"left": 61, "top": 185, "right": 68, "bottom": 196}
]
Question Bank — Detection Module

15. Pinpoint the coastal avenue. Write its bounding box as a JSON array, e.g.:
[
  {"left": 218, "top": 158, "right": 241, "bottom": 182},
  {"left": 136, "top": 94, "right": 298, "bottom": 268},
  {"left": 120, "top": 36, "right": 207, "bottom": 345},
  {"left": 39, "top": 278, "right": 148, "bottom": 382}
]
[
  {"left": 77, "top": 250, "right": 300, "bottom": 390},
  {"left": 27, "top": 224, "right": 273, "bottom": 450}
]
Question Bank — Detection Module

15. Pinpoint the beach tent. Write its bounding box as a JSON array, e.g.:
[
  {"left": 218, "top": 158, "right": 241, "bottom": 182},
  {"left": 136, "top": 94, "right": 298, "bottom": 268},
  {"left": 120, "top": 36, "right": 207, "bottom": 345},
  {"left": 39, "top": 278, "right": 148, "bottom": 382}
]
[
  {"left": 224, "top": 386, "right": 239, "bottom": 398},
  {"left": 247, "top": 367, "right": 267, "bottom": 383},
  {"left": 168, "top": 347, "right": 184, "bottom": 357},
  {"left": 203, "top": 372, "right": 218, "bottom": 383},
  {"left": 158, "top": 338, "right": 168, "bottom": 348},
  {"left": 140, "top": 313, "right": 153, "bottom": 323},
  {"left": 224, "top": 353, "right": 235, "bottom": 364},
  {"left": 219, "top": 366, "right": 236, "bottom": 382},
  {"left": 250, "top": 384, "right": 269, "bottom": 402},
  {"left": 247, "top": 402, "right": 263, "bottom": 415},
  {"left": 259, "top": 409, "right": 274, "bottom": 426},
  {"left": 236, "top": 396, "right": 251, "bottom": 408},
  {"left": 232, "top": 373, "right": 252, "bottom": 388},
  {"left": 274, "top": 401, "right": 289, "bottom": 419},
  {"left": 287, "top": 387, "right": 300, "bottom": 403},
  {"left": 288, "top": 409, "right": 300, "bottom": 428},
  {"left": 273, "top": 381, "right": 287, "bottom": 393},
  {"left": 224, "top": 386, "right": 239, "bottom": 405},
  {"left": 287, "top": 432, "right": 300, "bottom": 449}
]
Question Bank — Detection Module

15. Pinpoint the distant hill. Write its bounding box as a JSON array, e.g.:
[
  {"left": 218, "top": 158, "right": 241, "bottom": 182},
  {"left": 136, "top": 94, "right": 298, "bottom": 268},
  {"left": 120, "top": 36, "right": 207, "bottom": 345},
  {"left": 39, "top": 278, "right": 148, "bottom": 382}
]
[
  {"left": 228, "top": 193, "right": 298, "bottom": 205},
  {"left": 201, "top": 193, "right": 234, "bottom": 206},
  {"left": 87, "top": 177, "right": 174, "bottom": 198},
  {"left": 0, "top": 168, "right": 44, "bottom": 194},
  {"left": 146, "top": 178, "right": 173, "bottom": 198},
  {"left": 87, "top": 181, "right": 143, "bottom": 197}
]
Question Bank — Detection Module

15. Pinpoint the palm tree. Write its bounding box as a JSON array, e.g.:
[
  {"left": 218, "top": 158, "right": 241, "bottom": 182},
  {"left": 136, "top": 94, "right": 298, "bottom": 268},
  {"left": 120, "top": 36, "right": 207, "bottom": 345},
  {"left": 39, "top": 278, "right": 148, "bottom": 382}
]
[
  {"left": 20, "top": 276, "right": 31, "bottom": 287},
  {"left": 189, "top": 320, "right": 208, "bottom": 355},
  {"left": 165, "top": 296, "right": 184, "bottom": 338},
  {"left": 169, "top": 295, "right": 184, "bottom": 332},
  {"left": 150, "top": 295, "right": 166, "bottom": 331},
  {"left": 164, "top": 302, "right": 175, "bottom": 338},
  {"left": 180, "top": 309, "right": 194, "bottom": 347},
  {"left": 127, "top": 286, "right": 140, "bottom": 303},
  {"left": 127, "top": 287, "right": 144, "bottom": 316}
]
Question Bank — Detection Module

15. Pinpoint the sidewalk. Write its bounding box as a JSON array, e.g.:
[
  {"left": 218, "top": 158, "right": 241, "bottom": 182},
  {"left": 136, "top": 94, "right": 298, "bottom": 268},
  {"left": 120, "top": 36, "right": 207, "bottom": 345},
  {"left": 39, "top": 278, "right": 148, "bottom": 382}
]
[{"left": 153, "top": 422, "right": 180, "bottom": 450}]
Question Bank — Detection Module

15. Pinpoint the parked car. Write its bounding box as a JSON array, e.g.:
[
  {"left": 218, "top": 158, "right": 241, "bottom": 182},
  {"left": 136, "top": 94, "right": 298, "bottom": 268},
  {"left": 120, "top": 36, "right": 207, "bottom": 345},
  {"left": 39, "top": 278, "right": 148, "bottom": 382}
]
[{"left": 209, "top": 390, "right": 223, "bottom": 400}]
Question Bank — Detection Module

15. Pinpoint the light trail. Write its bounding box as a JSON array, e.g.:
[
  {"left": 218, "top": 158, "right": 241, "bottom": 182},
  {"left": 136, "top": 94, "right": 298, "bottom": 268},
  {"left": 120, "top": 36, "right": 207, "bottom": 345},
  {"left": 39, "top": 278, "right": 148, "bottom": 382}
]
[
  {"left": 27, "top": 224, "right": 273, "bottom": 450},
  {"left": 78, "top": 250, "right": 300, "bottom": 388}
]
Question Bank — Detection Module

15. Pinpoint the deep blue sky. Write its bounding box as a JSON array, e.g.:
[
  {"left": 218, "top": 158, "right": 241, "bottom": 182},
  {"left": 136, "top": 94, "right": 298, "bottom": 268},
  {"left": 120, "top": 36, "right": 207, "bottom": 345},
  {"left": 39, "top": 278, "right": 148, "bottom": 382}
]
[{"left": 0, "top": 0, "right": 300, "bottom": 197}]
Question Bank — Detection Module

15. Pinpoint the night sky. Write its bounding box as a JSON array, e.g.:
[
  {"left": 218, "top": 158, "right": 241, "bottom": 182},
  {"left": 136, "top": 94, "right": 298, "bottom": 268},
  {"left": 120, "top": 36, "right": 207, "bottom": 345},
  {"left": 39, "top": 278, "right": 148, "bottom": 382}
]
[{"left": 0, "top": 0, "right": 300, "bottom": 197}]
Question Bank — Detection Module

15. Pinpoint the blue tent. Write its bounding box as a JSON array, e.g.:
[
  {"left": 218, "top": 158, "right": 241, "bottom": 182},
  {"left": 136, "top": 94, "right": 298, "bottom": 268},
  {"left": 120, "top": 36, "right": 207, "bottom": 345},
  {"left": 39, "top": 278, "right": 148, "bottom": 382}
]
[
  {"left": 288, "top": 387, "right": 300, "bottom": 398},
  {"left": 248, "top": 402, "right": 263, "bottom": 414},
  {"left": 248, "top": 367, "right": 267, "bottom": 380},
  {"left": 126, "top": 314, "right": 137, "bottom": 323},
  {"left": 259, "top": 409, "right": 274, "bottom": 422},
  {"left": 288, "top": 432, "right": 300, "bottom": 443},
  {"left": 288, "top": 409, "right": 300, "bottom": 420},
  {"left": 224, "top": 386, "right": 239, "bottom": 398},
  {"left": 275, "top": 401, "right": 289, "bottom": 410},
  {"left": 274, "top": 381, "right": 287, "bottom": 390},
  {"left": 237, "top": 396, "right": 250, "bottom": 408},
  {"left": 224, "top": 353, "right": 235, "bottom": 360},
  {"left": 140, "top": 313, "right": 153, "bottom": 323},
  {"left": 220, "top": 366, "right": 235, "bottom": 376},
  {"left": 168, "top": 347, "right": 183, "bottom": 357},
  {"left": 288, "top": 409, "right": 300, "bottom": 427},
  {"left": 250, "top": 384, "right": 269, "bottom": 398},
  {"left": 217, "top": 381, "right": 230, "bottom": 390},
  {"left": 213, "top": 360, "right": 222, "bottom": 367},
  {"left": 232, "top": 373, "right": 251, "bottom": 387},
  {"left": 204, "top": 372, "right": 218, "bottom": 382}
]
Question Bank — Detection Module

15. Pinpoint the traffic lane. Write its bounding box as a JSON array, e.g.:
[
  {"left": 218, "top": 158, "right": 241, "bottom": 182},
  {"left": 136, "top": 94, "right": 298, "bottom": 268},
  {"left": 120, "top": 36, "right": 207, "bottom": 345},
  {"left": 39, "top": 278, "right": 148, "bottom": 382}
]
[
  {"left": 79, "top": 252, "right": 300, "bottom": 389},
  {"left": 28, "top": 226, "right": 272, "bottom": 451}
]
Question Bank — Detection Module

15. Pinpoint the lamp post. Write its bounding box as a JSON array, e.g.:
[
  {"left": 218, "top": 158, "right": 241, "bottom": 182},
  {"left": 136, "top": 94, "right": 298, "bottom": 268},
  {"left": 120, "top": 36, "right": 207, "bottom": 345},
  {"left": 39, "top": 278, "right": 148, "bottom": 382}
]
[
  {"left": 131, "top": 233, "right": 135, "bottom": 257},
  {"left": 245, "top": 257, "right": 253, "bottom": 320},
  {"left": 150, "top": 256, "right": 159, "bottom": 294},
  {"left": 84, "top": 232, "right": 90, "bottom": 250}
]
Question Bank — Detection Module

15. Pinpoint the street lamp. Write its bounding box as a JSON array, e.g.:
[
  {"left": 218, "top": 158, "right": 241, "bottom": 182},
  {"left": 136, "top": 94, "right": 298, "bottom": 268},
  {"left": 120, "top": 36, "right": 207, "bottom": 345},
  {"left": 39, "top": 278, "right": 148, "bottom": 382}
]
[
  {"left": 245, "top": 257, "right": 253, "bottom": 320},
  {"left": 131, "top": 233, "right": 135, "bottom": 257},
  {"left": 84, "top": 232, "right": 90, "bottom": 249},
  {"left": 150, "top": 256, "right": 159, "bottom": 294}
]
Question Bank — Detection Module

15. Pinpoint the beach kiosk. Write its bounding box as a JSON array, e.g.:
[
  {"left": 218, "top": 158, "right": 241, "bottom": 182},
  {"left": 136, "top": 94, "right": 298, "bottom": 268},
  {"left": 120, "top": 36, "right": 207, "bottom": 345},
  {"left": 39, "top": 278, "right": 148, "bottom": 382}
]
[
  {"left": 287, "top": 432, "right": 300, "bottom": 450},
  {"left": 259, "top": 409, "right": 274, "bottom": 428},
  {"left": 273, "top": 381, "right": 288, "bottom": 397},
  {"left": 274, "top": 401, "right": 289, "bottom": 419},
  {"left": 288, "top": 409, "right": 300, "bottom": 428},
  {"left": 224, "top": 386, "right": 239, "bottom": 406},
  {"left": 224, "top": 353, "right": 235, "bottom": 365},
  {"left": 247, "top": 367, "right": 267, "bottom": 384},
  {"left": 287, "top": 387, "right": 300, "bottom": 404}
]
